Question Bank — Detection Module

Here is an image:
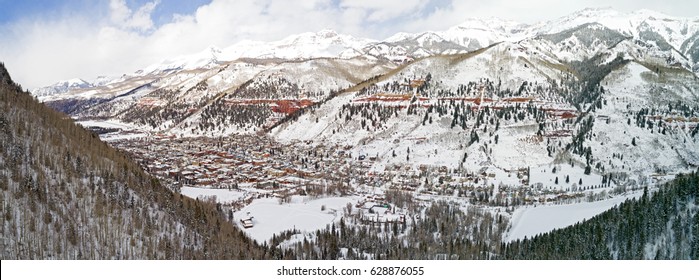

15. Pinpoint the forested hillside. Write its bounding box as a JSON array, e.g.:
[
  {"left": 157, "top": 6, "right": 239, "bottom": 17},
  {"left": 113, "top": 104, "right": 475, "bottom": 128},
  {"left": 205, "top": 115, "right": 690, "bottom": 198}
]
[
  {"left": 0, "top": 63, "right": 267, "bottom": 259},
  {"left": 502, "top": 172, "right": 699, "bottom": 259}
]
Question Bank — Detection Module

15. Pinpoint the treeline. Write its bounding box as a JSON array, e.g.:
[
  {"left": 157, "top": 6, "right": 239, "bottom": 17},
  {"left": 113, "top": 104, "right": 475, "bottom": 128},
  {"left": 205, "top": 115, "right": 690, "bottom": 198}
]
[
  {"left": 282, "top": 200, "right": 509, "bottom": 260},
  {"left": 274, "top": 172, "right": 698, "bottom": 260},
  {"left": 502, "top": 171, "right": 699, "bottom": 259},
  {"left": 200, "top": 103, "right": 271, "bottom": 132},
  {"left": 0, "top": 63, "right": 267, "bottom": 259}
]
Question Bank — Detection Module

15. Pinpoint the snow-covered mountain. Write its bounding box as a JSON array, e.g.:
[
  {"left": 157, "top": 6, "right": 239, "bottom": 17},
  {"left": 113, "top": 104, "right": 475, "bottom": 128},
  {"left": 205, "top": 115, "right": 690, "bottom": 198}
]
[
  {"left": 32, "top": 8, "right": 699, "bottom": 184},
  {"left": 136, "top": 30, "right": 377, "bottom": 75},
  {"left": 33, "top": 8, "right": 699, "bottom": 98},
  {"left": 20, "top": 8, "right": 699, "bottom": 260},
  {"left": 32, "top": 78, "right": 93, "bottom": 98},
  {"left": 531, "top": 8, "right": 698, "bottom": 49},
  {"left": 440, "top": 17, "right": 530, "bottom": 47}
]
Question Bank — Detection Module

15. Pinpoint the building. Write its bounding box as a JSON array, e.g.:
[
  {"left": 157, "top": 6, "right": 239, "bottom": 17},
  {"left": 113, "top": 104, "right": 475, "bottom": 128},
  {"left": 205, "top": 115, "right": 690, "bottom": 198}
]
[{"left": 240, "top": 217, "right": 254, "bottom": 228}]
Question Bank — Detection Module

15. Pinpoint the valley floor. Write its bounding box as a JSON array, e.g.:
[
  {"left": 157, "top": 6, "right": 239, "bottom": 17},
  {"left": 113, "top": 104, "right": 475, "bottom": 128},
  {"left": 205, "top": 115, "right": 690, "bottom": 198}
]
[{"left": 91, "top": 128, "right": 669, "bottom": 251}]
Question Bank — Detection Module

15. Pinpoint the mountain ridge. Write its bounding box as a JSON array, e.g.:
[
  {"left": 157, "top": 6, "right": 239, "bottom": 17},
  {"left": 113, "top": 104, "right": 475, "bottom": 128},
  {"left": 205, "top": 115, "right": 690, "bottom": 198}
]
[
  {"left": 32, "top": 7, "right": 699, "bottom": 93},
  {"left": 29, "top": 7, "right": 699, "bottom": 194}
]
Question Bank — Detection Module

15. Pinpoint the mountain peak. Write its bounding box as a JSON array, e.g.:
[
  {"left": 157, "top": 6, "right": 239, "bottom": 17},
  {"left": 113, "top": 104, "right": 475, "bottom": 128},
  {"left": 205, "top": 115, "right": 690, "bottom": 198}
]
[
  {"left": 630, "top": 9, "right": 675, "bottom": 20},
  {"left": 455, "top": 17, "right": 522, "bottom": 28},
  {"left": 60, "top": 78, "right": 90, "bottom": 86},
  {"left": 570, "top": 7, "right": 618, "bottom": 18},
  {"left": 140, "top": 45, "right": 223, "bottom": 74},
  {"left": 206, "top": 45, "right": 222, "bottom": 54},
  {"left": 31, "top": 77, "right": 93, "bottom": 98},
  {"left": 316, "top": 29, "right": 339, "bottom": 38}
]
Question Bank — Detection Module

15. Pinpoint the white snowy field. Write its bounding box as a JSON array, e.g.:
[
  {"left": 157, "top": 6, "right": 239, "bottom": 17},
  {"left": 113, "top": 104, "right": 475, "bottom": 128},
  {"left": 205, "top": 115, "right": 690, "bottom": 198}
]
[
  {"left": 76, "top": 119, "right": 151, "bottom": 141},
  {"left": 504, "top": 191, "right": 642, "bottom": 242},
  {"left": 233, "top": 196, "right": 359, "bottom": 244},
  {"left": 180, "top": 187, "right": 247, "bottom": 203},
  {"left": 77, "top": 119, "right": 135, "bottom": 129},
  {"left": 528, "top": 163, "right": 604, "bottom": 191}
]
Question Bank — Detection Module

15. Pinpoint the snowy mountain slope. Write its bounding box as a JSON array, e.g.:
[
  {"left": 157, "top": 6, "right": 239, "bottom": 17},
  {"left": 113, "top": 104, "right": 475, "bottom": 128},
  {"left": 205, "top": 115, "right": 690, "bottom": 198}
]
[
  {"left": 175, "top": 57, "right": 399, "bottom": 136},
  {"left": 34, "top": 9, "right": 699, "bottom": 184},
  {"left": 32, "top": 78, "right": 93, "bottom": 99},
  {"left": 228, "top": 29, "right": 376, "bottom": 60},
  {"left": 530, "top": 8, "right": 699, "bottom": 67},
  {"left": 440, "top": 17, "right": 530, "bottom": 48},
  {"left": 138, "top": 30, "right": 377, "bottom": 75},
  {"left": 43, "top": 54, "right": 399, "bottom": 136},
  {"left": 34, "top": 8, "right": 699, "bottom": 102},
  {"left": 141, "top": 46, "right": 225, "bottom": 74},
  {"left": 588, "top": 61, "right": 699, "bottom": 175},
  {"left": 272, "top": 45, "right": 577, "bottom": 173},
  {"left": 271, "top": 27, "right": 698, "bottom": 192},
  {"left": 369, "top": 31, "right": 471, "bottom": 61},
  {"left": 359, "top": 8, "right": 699, "bottom": 66}
]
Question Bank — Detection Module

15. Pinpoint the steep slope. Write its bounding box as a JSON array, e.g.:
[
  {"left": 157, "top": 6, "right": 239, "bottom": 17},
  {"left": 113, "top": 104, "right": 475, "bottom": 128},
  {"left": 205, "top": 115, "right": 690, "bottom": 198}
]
[
  {"left": 532, "top": 8, "right": 699, "bottom": 69},
  {"left": 273, "top": 29, "right": 699, "bottom": 191},
  {"left": 0, "top": 63, "right": 267, "bottom": 259},
  {"left": 43, "top": 56, "right": 398, "bottom": 137},
  {"left": 272, "top": 42, "right": 576, "bottom": 170},
  {"left": 585, "top": 60, "right": 699, "bottom": 177},
  {"left": 180, "top": 57, "right": 398, "bottom": 136}
]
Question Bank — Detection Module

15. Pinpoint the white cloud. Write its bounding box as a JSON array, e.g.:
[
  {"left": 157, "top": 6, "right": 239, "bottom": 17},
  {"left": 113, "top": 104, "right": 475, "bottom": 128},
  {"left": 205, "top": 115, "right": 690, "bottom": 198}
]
[
  {"left": 1, "top": 0, "right": 348, "bottom": 89},
  {"left": 109, "top": 0, "right": 159, "bottom": 32},
  {"left": 340, "top": 0, "right": 429, "bottom": 22},
  {"left": 109, "top": 0, "right": 131, "bottom": 24}
]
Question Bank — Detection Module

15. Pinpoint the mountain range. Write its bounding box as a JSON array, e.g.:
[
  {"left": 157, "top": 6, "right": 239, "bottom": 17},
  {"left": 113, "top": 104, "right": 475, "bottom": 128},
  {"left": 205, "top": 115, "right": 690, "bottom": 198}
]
[
  {"left": 5, "top": 7, "right": 699, "bottom": 260},
  {"left": 32, "top": 7, "right": 699, "bottom": 188}
]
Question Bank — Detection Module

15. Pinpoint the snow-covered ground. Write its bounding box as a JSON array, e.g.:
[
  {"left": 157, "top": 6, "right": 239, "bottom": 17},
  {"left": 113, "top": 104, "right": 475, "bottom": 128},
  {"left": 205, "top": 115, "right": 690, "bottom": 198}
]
[
  {"left": 77, "top": 119, "right": 135, "bottom": 130},
  {"left": 528, "top": 163, "right": 603, "bottom": 191},
  {"left": 504, "top": 191, "right": 642, "bottom": 242},
  {"left": 180, "top": 187, "right": 247, "bottom": 203},
  {"left": 233, "top": 196, "right": 359, "bottom": 244},
  {"left": 76, "top": 119, "right": 151, "bottom": 141}
]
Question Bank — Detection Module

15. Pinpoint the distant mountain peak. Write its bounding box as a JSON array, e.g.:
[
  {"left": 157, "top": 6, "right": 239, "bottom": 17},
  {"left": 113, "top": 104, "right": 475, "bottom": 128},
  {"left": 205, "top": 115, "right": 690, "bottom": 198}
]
[
  {"left": 454, "top": 17, "right": 523, "bottom": 29},
  {"left": 206, "top": 45, "right": 222, "bottom": 54},
  {"left": 630, "top": 8, "right": 674, "bottom": 19},
  {"left": 32, "top": 8, "right": 699, "bottom": 93},
  {"left": 316, "top": 29, "right": 339, "bottom": 38},
  {"left": 566, "top": 7, "right": 619, "bottom": 18},
  {"left": 31, "top": 78, "right": 93, "bottom": 98}
]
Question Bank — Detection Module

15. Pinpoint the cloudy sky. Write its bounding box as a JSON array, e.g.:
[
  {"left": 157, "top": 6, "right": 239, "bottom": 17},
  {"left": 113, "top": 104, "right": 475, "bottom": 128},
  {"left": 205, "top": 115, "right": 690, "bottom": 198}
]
[{"left": 0, "top": 0, "right": 696, "bottom": 89}]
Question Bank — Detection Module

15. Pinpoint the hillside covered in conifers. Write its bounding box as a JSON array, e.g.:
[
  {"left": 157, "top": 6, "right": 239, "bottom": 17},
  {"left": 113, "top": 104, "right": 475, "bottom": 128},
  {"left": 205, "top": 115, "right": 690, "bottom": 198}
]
[
  {"left": 0, "top": 63, "right": 269, "bottom": 259},
  {"left": 502, "top": 171, "right": 699, "bottom": 259}
]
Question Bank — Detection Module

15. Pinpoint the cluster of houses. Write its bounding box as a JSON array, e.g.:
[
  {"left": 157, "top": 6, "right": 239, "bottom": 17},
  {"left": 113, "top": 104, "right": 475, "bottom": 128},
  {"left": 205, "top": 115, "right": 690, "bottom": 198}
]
[
  {"left": 111, "top": 131, "right": 612, "bottom": 216},
  {"left": 111, "top": 135, "right": 371, "bottom": 195}
]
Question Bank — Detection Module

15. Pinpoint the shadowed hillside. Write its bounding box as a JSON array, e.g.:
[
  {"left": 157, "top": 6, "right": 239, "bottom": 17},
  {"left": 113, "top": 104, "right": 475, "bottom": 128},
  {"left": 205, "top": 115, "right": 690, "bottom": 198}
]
[{"left": 0, "top": 62, "right": 270, "bottom": 259}]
